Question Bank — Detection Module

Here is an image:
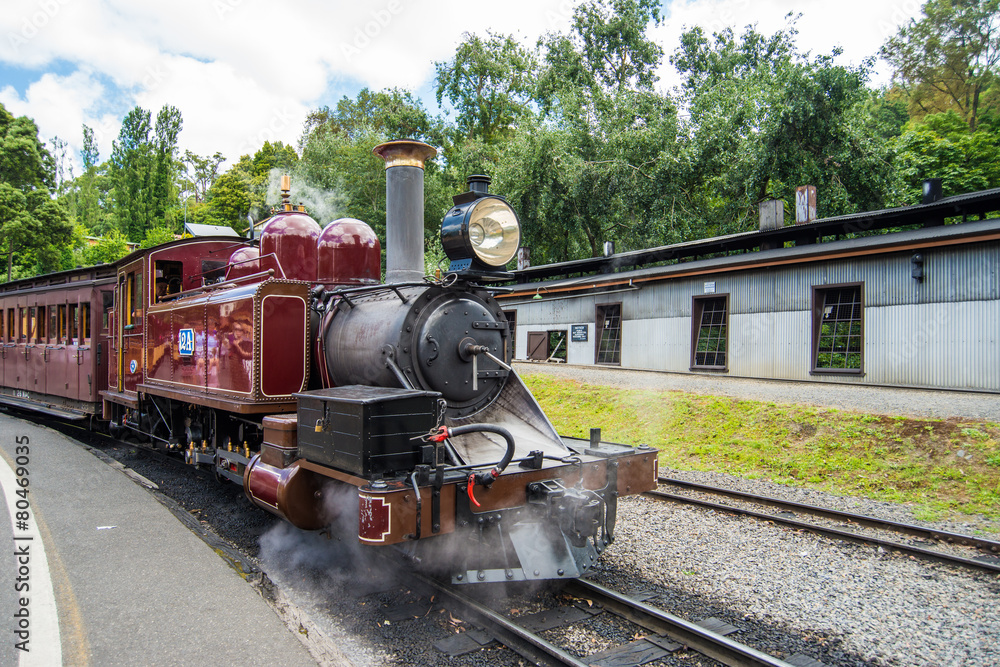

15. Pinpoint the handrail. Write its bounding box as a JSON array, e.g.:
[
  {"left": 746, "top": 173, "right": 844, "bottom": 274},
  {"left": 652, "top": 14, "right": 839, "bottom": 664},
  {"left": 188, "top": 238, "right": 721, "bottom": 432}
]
[{"left": 160, "top": 268, "right": 276, "bottom": 302}]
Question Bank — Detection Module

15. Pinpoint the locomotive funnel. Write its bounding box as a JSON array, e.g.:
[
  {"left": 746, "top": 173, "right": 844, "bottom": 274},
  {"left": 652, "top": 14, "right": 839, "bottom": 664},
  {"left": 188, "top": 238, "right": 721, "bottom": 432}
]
[{"left": 374, "top": 140, "right": 437, "bottom": 283}]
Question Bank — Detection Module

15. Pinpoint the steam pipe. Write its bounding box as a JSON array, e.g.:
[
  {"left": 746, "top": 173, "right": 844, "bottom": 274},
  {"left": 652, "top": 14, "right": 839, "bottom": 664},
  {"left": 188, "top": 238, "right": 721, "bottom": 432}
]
[{"left": 373, "top": 140, "right": 437, "bottom": 283}]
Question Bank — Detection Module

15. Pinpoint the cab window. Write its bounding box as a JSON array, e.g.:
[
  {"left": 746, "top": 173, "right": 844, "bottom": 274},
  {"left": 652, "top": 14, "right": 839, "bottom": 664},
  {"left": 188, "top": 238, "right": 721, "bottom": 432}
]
[{"left": 154, "top": 260, "right": 183, "bottom": 301}]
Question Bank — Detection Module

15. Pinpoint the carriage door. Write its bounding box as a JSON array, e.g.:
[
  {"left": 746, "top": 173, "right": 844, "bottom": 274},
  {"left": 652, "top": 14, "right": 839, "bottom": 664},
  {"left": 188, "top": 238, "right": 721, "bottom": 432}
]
[
  {"left": 77, "top": 299, "right": 94, "bottom": 401},
  {"left": 117, "top": 261, "right": 144, "bottom": 394}
]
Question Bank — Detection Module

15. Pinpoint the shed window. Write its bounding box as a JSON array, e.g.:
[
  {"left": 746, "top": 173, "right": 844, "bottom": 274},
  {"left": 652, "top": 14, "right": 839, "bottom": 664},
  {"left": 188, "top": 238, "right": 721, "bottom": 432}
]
[
  {"left": 813, "top": 284, "right": 863, "bottom": 373},
  {"left": 596, "top": 304, "right": 622, "bottom": 365},
  {"left": 691, "top": 296, "right": 728, "bottom": 370},
  {"left": 503, "top": 310, "right": 516, "bottom": 361}
]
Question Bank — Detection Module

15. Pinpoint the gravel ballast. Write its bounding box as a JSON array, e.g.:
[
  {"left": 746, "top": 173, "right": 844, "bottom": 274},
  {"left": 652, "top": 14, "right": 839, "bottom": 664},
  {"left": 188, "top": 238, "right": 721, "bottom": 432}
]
[{"left": 518, "top": 362, "right": 1000, "bottom": 666}]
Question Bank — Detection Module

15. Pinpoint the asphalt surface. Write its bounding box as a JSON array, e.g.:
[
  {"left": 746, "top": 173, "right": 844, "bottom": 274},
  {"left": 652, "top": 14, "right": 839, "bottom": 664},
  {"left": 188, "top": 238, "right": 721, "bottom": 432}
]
[
  {"left": 514, "top": 362, "right": 1000, "bottom": 422},
  {"left": 0, "top": 411, "right": 318, "bottom": 667}
]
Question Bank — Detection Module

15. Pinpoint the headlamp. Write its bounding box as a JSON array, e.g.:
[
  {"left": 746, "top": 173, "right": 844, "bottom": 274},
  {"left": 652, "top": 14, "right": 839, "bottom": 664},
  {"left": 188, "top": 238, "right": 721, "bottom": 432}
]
[{"left": 441, "top": 196, "right": 521, "bottom": 271}]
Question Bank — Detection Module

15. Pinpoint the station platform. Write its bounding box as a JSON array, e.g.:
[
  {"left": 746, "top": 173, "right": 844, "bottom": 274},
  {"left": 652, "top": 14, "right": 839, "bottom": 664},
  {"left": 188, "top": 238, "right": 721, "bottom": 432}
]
[{"left": 0, "top": 411, "right": 324, "bottom": 666}]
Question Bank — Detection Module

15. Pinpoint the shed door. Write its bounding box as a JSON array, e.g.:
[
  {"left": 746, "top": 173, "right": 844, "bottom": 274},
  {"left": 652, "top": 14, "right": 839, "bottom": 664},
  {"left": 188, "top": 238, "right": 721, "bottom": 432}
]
[{"left": 527, "top": 331, "right": 548, "bottom": 361}]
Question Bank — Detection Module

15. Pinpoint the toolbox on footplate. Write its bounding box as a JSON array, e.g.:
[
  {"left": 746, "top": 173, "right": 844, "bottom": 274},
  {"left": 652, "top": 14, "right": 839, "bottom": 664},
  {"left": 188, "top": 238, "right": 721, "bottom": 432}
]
[{"left": 294, "top": 385, "right": 441, "bottom": 477}]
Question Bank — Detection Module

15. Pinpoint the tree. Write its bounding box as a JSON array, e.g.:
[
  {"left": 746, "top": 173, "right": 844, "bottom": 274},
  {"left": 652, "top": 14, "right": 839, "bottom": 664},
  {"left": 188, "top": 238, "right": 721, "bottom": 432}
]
[
  {"left": 75, "top": 124, "right": 111, "bottom": 233},
  {"left": 296, "top": 99, "right": 451, "bottom": 263},
  {"left": 303, "top": 88, "right": 439, "bottom": 144},
  {"left": 671, "top": 21, "right": 903, "bottom": 234},
  {"left": 180, "top": 150, "right": 225, "bottom": 203},
  {"left": 206, "top": 141, "right": 298, "bottom": 230},
  {"left": 435, "top": 32, "right": 537, "bottom": 143},
  {"left": 882, "top": 0, "right": 1000, "bottom": 130},
  {"left": 896, "top": 110, "right": 1000, "bottom": 199},
  {"left": 140, "top": 226, "right": 177, "bottom": 249},
  {"left": 109, "top": 105, "right": 183, "bottom": 241},
  {"left": 83, "top": 228, "right": 130, "bottom": 265},
  {"left": 0, "top": 103, "right": 73, "bottom": 281},
  {"left": 507, "top": 0, "right": 677, "bottom": 261}
]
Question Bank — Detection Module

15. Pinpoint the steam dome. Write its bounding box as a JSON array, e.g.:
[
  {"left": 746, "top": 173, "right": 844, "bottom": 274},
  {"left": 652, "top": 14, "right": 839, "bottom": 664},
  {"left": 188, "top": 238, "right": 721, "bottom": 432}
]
[
  {"left": 317, "top": 218, "right": 381, "bottom": 285},
  {"left": 259, "top": 211, "right": 321, "bottom": 283}
]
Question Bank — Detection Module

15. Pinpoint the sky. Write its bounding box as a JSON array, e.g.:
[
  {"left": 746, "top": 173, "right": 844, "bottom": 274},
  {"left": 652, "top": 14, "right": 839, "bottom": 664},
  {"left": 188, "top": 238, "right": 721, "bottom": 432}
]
[{"left": 0, "top": 0, "right": 925, "bottom": 176}]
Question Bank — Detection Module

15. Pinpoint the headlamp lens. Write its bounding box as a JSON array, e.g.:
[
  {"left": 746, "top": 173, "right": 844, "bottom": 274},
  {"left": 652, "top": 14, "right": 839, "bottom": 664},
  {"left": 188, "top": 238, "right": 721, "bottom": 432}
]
[{"left": 468, "top": 198, "right": 519, "bottom": 267}]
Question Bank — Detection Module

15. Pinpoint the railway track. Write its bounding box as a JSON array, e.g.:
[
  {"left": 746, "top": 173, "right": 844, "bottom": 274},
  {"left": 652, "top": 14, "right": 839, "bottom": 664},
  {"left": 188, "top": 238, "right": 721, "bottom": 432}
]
[
  {"left": 649, "top": 476, "right": 1000, "bottom": 574},
  {"left": 414, "top": 572, "right": 813, "bottom": 667}
]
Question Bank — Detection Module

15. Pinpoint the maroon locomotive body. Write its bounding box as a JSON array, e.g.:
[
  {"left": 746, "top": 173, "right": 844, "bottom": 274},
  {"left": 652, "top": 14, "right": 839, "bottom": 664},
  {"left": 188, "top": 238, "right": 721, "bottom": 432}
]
[{"left": 0, "top": 141, "right": 658, "bottom": 584}]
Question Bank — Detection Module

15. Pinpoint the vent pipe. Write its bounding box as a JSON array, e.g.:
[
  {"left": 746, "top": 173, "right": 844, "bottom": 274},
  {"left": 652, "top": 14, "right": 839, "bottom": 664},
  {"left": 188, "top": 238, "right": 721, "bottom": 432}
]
[
  {"left": 922, "top": 178, "right": 943, "bottom": 204},
  {"left": 467, "top": 174, "right": 491, "bottom": 195},
  {"left": 373, "top": 140, "right": 437, "bottom": 283}
]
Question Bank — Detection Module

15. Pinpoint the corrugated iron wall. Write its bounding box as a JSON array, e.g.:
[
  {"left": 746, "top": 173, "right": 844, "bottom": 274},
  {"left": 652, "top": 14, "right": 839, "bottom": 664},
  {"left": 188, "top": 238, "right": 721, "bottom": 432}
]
[{"left": 507, "top": 243, "right": 1000, "bottom": 391}]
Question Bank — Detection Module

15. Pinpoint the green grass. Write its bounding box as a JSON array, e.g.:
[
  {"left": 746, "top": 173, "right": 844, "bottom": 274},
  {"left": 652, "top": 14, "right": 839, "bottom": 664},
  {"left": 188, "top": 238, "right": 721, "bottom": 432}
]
[{"left": 522, "top": 373, "right": 1000, "bottom": 520}]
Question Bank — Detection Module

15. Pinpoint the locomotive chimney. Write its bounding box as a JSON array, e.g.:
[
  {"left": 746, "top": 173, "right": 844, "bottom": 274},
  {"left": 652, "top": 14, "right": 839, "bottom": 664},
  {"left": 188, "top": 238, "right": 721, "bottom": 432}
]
[{"left": 373, "top": 140, "right": 437, "bottom": 283}]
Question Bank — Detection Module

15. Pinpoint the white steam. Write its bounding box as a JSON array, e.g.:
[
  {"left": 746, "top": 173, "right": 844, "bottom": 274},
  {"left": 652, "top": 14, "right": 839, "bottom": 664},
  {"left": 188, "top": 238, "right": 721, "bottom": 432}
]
[{"left": 264, "top": 168, "right": 350, "bottom": 226}]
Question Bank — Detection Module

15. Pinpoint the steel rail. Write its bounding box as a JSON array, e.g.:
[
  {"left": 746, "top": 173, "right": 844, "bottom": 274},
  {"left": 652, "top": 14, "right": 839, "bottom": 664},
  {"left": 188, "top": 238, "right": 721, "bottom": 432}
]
[
  {"left": 647, "top": 485, "right": 1000, "bottom": 574},
  {"left": 566, "top": 579, "right": 794, "bottom": 667},
  {"left": 658, "top": 476, "right": 1000, "bottom": 554},
  {"left": 412, "top": 573, "right": 588, "bottom": 667}
]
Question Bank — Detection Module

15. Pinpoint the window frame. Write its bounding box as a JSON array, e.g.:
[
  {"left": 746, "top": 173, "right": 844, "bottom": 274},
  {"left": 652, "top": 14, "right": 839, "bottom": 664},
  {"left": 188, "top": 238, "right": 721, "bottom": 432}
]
[
  {"left": 68, "top": 302, "right": 79, "bottom": 344},
  {"left": 595, "top": 302, "right": 623, "bottom": 366},
  {"left": 502, "top": 310, "right": 516, "bottom": 362},
  {"left": 811, "top": 282, "right": 864, "bottom": 375},
  {"left": 690, "top": 294, "right": 729, "bottom": 372}
]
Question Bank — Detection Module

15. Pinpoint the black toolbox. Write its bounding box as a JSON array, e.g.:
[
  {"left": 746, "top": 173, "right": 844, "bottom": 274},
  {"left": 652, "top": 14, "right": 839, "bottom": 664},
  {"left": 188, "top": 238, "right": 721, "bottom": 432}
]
[{"left": 294, "top": 385, "right": 441, "bottom": 477}]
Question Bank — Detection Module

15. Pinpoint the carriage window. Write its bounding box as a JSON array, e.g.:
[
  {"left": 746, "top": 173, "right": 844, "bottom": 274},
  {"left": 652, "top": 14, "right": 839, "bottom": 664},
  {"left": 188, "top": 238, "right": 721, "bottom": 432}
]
[
  {"left": 36, "top": 306, "right": 46, "bottom": 342},
  {"left": 9, "top": 309, "right": 16, "bottom": 342},
  {"left": 102, "top": 292, "right": 114, "bottom": 331},
  {"left": 81, "top": 303, "right": 91, "bottom": 344},
  {"left": 69, "top": 303, "right": 79, "bottom": 344},
  {"left": 27, "top": 307, "right": 37, "bottom": 342},
  {"left": 57, "top": 305, "right": 67, "bottom": 343},
  {"left": 19, "top": 308, "right": 26, "bottom": 341},
  {"left": 48, "top": 307, "right": 57, "bottom": 343}
]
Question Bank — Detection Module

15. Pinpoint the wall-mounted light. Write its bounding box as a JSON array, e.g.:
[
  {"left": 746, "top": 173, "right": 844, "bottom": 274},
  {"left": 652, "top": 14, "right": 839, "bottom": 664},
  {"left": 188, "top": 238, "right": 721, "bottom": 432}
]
[
  {"left": 911, "top": 253, "right": 924, "bottom": 282},
  {"left": 532, "top": 287, "right": 544, "bottom": 300}
]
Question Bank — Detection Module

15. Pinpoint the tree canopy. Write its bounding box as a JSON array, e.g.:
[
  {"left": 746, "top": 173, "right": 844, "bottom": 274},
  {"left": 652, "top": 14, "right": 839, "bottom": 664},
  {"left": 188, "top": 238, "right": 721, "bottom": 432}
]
[
  {"left": 0, "top": 103, "right": 72, "bottom": 280},
  {"left": 7, "top": 0, "right": 1000, "bottom": 281}
]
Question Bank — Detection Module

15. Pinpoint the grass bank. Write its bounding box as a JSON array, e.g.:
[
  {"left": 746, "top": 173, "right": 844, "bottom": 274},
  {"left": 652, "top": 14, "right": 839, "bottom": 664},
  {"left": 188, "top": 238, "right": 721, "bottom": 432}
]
[{"left": 521, "top": 373, "right": 1000, "bottom": 521}]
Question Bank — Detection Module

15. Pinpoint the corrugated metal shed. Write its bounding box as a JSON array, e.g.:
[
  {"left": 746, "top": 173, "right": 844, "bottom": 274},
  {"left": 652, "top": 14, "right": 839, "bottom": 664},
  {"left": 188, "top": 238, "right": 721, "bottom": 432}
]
[{"left": 500, "top": 212, "right": 1000, "bottom": 392}]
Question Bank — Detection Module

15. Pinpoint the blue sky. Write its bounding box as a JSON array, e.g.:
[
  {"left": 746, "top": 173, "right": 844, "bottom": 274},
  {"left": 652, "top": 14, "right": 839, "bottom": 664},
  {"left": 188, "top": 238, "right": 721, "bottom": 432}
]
[{"left": 0, "top": 0, "right": 921, "bottom": 175}]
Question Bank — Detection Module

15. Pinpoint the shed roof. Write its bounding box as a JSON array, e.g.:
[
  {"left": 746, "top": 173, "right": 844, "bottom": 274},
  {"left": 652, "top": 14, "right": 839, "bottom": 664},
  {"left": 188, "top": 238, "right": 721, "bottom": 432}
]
[{"left": 509, "top": 187, "right": 1000, "bottom": 284}]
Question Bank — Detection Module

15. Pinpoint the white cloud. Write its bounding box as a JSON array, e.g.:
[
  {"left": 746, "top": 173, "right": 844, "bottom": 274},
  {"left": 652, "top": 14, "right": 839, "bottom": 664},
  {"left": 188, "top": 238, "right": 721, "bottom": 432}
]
[{"left": 0, "top": 0, "right": 922, "bottom": 176}]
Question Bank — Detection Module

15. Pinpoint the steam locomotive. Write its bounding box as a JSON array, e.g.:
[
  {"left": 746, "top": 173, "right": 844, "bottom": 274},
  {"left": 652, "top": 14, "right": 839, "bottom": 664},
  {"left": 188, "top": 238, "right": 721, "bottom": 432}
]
[{"left": 0, "top": 140, "right": 657, "bottom": 583}]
